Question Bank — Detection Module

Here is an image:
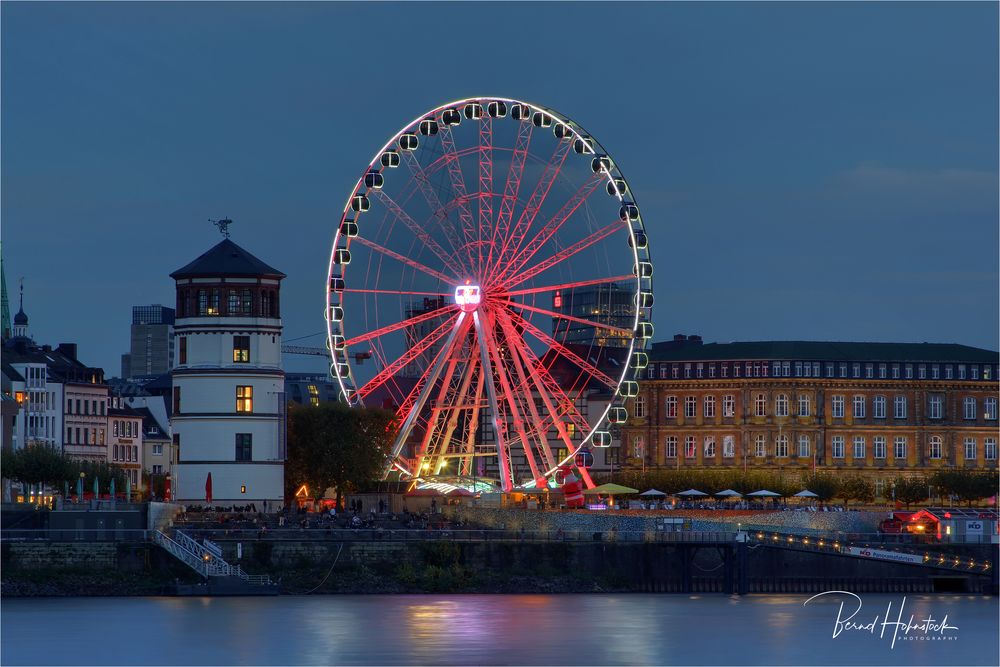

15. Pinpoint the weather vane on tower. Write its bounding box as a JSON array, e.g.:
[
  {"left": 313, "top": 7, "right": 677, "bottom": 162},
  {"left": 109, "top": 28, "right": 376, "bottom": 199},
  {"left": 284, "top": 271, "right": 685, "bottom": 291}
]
[{"left": 210, "top": 218, "right": 234, "bottom": 239}]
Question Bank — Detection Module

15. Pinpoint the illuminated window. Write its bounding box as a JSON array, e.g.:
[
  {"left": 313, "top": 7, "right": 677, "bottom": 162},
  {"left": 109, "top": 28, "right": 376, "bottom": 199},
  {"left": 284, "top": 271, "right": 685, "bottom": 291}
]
[
  {"left": 236, "top": 386, "right": 253, "bottom": 413},
  {"left": 208, "top": 289, "right": 220, "bottom": 316},
  {"left": 307, "top": 384, "right": 320, "bottom": 407},
  {"left": 703, "top": 436, "right": 716, "bottom": 458},
  {"left": 723, "top": 435, "right": 735, "bottom": 458},
  {"left": 233, "top": 336, "right": 250, "bottom": 363}
]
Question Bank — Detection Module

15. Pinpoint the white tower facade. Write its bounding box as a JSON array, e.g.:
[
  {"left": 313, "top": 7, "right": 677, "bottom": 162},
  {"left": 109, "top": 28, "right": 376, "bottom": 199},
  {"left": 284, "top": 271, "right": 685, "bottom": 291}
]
[{"left": 170, "top": 238, "right": 286, "bottom": 506}]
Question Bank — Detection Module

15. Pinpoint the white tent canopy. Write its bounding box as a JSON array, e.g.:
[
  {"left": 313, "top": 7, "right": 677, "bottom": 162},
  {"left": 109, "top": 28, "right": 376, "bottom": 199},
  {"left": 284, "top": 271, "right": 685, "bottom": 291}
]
[
  {"left": 715, "top": 489, "right": 743, "bottom": 497},
  {"left": 747, "top": 490, "right": 782, "bottom": 497},
  {"left": 793, "top": 490, "right": 819, "bottom": 498},
  {"left": 676, "top": 489, "right": 708, "bottom": 497}
]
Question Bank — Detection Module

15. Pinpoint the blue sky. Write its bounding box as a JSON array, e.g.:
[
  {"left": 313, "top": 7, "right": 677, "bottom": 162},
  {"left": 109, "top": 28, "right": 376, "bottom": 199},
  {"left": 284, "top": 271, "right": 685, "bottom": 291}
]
[{"left": 3, "top": 1, "right": 997, "bottom": 375}]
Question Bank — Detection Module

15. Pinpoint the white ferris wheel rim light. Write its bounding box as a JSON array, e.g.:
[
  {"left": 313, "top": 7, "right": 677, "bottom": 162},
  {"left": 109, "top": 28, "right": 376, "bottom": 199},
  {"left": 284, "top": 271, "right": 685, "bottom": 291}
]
[{"left": 325, "top": 96, "right": 652, "bottom": 486}]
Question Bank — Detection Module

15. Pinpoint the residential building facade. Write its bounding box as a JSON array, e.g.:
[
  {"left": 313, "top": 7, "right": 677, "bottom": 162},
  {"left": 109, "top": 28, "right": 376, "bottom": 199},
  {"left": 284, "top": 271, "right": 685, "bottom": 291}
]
[
  {"left": 622, "top": 336, "right": 999, "bottom": 489},
  {"left": 108, "top": 407, "right": 144, "bottom": 488}
]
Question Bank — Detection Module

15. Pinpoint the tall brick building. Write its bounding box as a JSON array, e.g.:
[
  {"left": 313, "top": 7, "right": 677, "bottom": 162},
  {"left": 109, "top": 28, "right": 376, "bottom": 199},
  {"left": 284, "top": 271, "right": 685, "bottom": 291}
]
[{"left": 621, "top": 336, "right": 999, "bottom": 490}]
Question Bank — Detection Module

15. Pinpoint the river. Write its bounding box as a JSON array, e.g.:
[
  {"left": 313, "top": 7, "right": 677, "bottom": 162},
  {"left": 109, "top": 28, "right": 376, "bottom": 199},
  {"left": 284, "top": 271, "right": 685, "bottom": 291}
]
[{"left": 2, "top": 594, "right": 996, "bottom": 665}]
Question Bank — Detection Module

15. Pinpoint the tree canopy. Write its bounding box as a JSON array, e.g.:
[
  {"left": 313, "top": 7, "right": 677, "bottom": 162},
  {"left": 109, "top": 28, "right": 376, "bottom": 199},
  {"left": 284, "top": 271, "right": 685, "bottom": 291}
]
[{"left": 285, "top": 401, "right": 397, "bottom": 506}]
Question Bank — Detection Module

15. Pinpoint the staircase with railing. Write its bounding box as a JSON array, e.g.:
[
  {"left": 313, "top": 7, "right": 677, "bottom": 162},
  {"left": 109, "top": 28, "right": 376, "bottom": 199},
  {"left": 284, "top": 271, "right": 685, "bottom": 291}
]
[{"left": 152, "top": 529, "right": 273, "bottom": 586}]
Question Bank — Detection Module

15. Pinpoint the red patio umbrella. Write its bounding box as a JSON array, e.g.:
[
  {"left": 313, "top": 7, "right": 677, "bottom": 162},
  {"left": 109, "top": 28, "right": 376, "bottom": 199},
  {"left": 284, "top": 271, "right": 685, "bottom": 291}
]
[{"left": 205, "top": 472, "right": 213, "bottom": 504}]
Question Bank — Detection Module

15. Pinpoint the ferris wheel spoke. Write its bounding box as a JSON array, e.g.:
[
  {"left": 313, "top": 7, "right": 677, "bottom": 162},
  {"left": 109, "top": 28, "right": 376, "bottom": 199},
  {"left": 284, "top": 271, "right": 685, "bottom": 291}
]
[
  {"left": 505, "top": 300, "right": 635, "bottom": 337},
  {"left": 478, "top": 309, "right": 544, "bottom": 484},
  {"left": 400, "top": 150, "right": 473, "bottom": 272},
  {"left": 508, "top": 310, "right": 619, "bottom": 389},
  {"left": 382, "top": 312, "right": 470, "bottom": 467},
  {"left": 356, "top": 314, "right": 459, "bottom": 401},
  {"left": 495, "top": 311, "right": 558, "bottom": 471},
  {"left": 505, "top": 220, "right": 628, "bottom": 290},
  {"left": 472, "top": 310, "right": 515, "bottom": 492},
  {"left": 371, "top": 189, "right": 463, "bottom": 271},
  {"left": 343, "top": 303, "right": 457, "bottom": 348},
  {"left": 351, "top": 236, "right": 459, "bottom": 285},
  {"left": 431, "top": 350, "right": 480, "bottom": 475},
  {"left": 503, "top": 274, "right": 636, "bottom": 298},
  {"left": 485, "top": 139, "right": 573, "bottom": 288},
  {"left": 484, "top": 121, "right": 533, "bottom": 285},
  {"left": 438, "top": 125, "right": 480, "bottom": 270},
  {"left": 477, "top": 116, "right": 494, "bottom": 277},
  {"left": 498, "top": 171, "right": 607, "bottom": 286},
  {"left": 343, "top": 288, "right": 451, "bottom": 298}
]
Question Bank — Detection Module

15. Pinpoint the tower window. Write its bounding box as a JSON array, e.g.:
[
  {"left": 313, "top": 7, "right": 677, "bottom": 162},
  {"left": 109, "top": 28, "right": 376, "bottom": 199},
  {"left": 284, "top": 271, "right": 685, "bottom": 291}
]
[
  {"left": 179, "top": 337, "right": 187, "bottom": 365},
  {"left": 233, "top": 336, "right": 250, "bottom": 363},
  {"left": 235, "top": 433, "right": 253, "bottom": 461},
  {"left": 236, "top": 386, "right": 253, "bottom": 413}
]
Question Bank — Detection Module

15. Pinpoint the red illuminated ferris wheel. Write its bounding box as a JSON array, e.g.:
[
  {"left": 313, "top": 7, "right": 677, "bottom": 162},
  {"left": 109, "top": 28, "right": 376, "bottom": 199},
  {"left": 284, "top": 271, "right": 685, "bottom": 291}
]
[{"left": 326, "top": 97, "right": 653, "bottom": 492}]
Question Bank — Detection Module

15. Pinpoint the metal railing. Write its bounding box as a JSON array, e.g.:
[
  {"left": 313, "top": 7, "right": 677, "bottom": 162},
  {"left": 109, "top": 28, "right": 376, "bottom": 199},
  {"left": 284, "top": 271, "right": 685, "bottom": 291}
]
[{"left": 152, "top": 530, "right": 209, "bottom": 577}]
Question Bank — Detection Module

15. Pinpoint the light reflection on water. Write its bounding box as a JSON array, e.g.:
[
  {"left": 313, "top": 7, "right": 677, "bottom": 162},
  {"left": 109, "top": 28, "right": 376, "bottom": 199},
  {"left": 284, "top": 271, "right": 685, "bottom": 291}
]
[{"left": 1, "top": 594, "right": 996, "bottom": 666}]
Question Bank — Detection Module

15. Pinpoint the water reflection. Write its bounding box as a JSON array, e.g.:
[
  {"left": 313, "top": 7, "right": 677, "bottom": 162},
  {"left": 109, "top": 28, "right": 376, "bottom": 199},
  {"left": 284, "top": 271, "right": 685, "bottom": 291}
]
[{"left": 1, "top": 594, "right": 995, "bottom": 666}]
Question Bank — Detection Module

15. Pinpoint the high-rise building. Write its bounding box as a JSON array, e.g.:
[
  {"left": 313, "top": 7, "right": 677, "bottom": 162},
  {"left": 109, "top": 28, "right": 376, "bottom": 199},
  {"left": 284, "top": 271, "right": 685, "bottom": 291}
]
[
  {"left": 169, "top": 236, "right": 286, "bottom": 506},
  {"left": 121, "top": 305, "right": 175, "bottom": 379},
  {"left": 551, "top": 282, "right": 634, "bottom": 348}
]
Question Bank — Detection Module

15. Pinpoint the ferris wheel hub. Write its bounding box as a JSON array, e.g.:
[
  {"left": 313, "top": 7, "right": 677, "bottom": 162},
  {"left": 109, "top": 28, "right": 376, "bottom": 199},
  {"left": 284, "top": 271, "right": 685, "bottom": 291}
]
[{"left": 454, "top": 283, "right": 482, "bottom": 313}]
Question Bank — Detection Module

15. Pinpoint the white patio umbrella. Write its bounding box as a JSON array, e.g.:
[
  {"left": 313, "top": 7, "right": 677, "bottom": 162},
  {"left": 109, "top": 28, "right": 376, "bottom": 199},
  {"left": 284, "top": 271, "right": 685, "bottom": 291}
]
[
  {"left": 793, "top": 490, "right": 819, "bottom": 498},
  {"left": 747, "top": 490, "right": 782, "bottom": 497},
  {"left": 676, "top": 489, "right": 708, "bottom": 497},
  {"left": 640, "top": 489, "right": 667, "bottom": 497},
  {"left": 715, "top": 489, "right": 743, "bottom": 497}
]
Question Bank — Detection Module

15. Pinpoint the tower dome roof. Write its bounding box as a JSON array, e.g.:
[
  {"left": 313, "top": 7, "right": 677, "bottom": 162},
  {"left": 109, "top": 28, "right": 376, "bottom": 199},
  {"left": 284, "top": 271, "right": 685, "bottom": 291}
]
[
  {"left": 170, "top": 238, "right": 285, "bottom": 280},
  {"left": 13, "top": 307, "right": 27, "bottom": 325}
]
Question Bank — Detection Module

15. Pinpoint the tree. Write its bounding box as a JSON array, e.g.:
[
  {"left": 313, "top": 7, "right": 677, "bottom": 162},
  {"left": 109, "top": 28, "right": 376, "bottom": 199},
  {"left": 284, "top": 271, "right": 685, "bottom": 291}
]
[
  {"left": 285, "top": 402, "right": 397, "bottom": 508},
  {"left": 800, "top": 473, "right": 839, "bottom": 502},
  {"left": 930, "top": 470, "right": 1000, "bottom": 506},
  {"left": 893, "top": 475, "right": 928, "bottom": 509},
  {"left": 1, "top": 445, "right": 74, "bottom": 487},
  {"left": 837, "top": 476, "right": 875, "bottom": 506}
]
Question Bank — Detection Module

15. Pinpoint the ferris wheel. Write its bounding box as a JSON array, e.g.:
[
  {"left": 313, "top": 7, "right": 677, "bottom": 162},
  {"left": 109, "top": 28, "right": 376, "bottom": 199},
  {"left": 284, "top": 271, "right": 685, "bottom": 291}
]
[{"left": 326, "top": 97, "right": 652, "bottom": 492}]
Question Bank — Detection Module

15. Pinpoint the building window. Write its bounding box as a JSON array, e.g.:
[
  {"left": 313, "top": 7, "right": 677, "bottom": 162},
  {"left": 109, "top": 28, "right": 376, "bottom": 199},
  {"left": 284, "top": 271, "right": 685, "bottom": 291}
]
[
  {"left": 879, "top": 364, "right": 887, "bottom": 379},
  {"left": 173, "top": 433, "right": 180, "bottom": 460},
  {"left": 958, "top": 364, "right": 966, "bottom": 379},
  {"left": 665, "top": 396, "right": 678, "bottom": 419},
  {"left": 931, "top": 364, "right": 940, "bottom": 379},
  {"left": 177, "top": 336, "right": 187, "bottom": 365},
  {"left": 928, "top": 395, "right": 943, "bottom": 420},
  {"left": 754, "top": 394, "right": 767, "bottom": 417},
  {"left": 153, "top": 443, "right": 163, "bottom": 455},
  {"left": 852, "top": 363, "right": 861, "bottom": 378},
  {"left": 839, "top": 363, "right": 847, "bottom": 378},
  {"left": 664, "top": 436, "right": 677, "bottom": 458},
  {"left": 684, "top": 364, "right": 691, "bottom": 378},
  {"left": 964, "top": 438, "right": 976, "bottom": 461},
  {"left": 228, "top": 290, "right": 240, "bottom": 315},
  {"left": 236, "top": 386, "right": 253, "bottom": 413},
  {"left": 892, "top": 364, "right": 900, "bottom": 379},
  {"left": 928, "top": 436, "right": 942, "bottom": 459},
  {"left": 794, "top": 362, "right": 802, "bottom": 377},
  {"left": 696, "top": 363, "right": 703, "bottom": 378},
  {"left": 703, "top": 396, "right": 716, "bottom": 418},
  {"left": 153, "top": 465, "right": 163, "bottom": 474},
  {"left": 685, "top": 436, "right": 697, "bottom": 458},
  {"left": 236, "top": 433, "right": 253, "bottom": 461},
  {"left": 233, "top": 336, "right": 250, "bottom": 363},
  {"left": 659, "top": 365, "right": 668, "bottom": 379},
  {"left": 873, "top": 436, "right": 887, "bottom": 460},
  {"left": 173, "top": 387, "right": 181, "bottom": 414},
  {"left": 797, "top": 394, "right": 810, "bottom": 417},
  {"left": 722, "top": 395, "right": 735, "bottom": 418},
  {"left": 112, "top": 422, "right": 119, "bottom": 437},
  {"left": 984, "top": 397, "right": 997, "bottom": 421},
  {"left": 632, "top": 435, "right": 644, "bottom": 459},
  {"left": 723, "top": 435, "right": 735, "bottom": 458},
  {"left": 782, "top": 361, "right": 791, "bottom": 377},
  {"left": 865, "top": 364, "right": 873, "bottom": 378},
  {"left": 703, "top": 436, "right": 716, "bottom": 458},
  {"left": 963, "top": 397, "right": 977, "bottom": 420},
  {"left": 198, "top": 289, "right": 208, "bottom": 316},
  {"left": 825, "top": 363, "right": 834, "bottom": 377},
  {"left": 984, "top": 366, "right": 992, "bottom": 380},
  {"left": 720, "top": 364, "right": 728, "bottom": 378},
  {"left": 775, "top": 394, "right": 789, "bottom": 417},
  {"left": 672, "top": 365, "right": 679, "bottom": 379},
  {"left": 831, "top": 395, "right": 845, "bottom": 418},
  {"left": 853, "top": 436, "right": 866, "bottom": 459},
  {"left": 684, "top": 396, "right": 696, "bottom": 419},
  {"left": 873, "top": 395, "right": 886, "bottom": 419},
  {"left": 241, "top": 288, "right": 253, "bottom": 314},
  {"left": 852, "top": 395, "right": 866, "bottom": 418},
  {"left": 209, "top": 289, "right": 220, "bottom": 316},
  {"left": 893, "top": 395, "right": 907, "bottom": 419},
  {"left": 894, "top": 436, "right": 907, "bottom": 460},
  {"left": 634, "top": 395, "right": 646, "bottom": 419},
  {"left": 798, "top": 435, "right": 810, "bottom": 458},
  {"left": 831, "top": 436, "right": 845, "bottom": 459},
  {"left": 918, "top": 364, "right": 926, "bottom": 379},
  {"left": 754, "top": 434, "right": 766, "bottom": 458},
  {"left": 986, "top": 438, "right": 997, "bottom": 461},
  {"left": 945, "top": 365, "right": 953, "bottom": 380},
  {"left": 775, "top": 435, "right": 788, "bottom": 458}
]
